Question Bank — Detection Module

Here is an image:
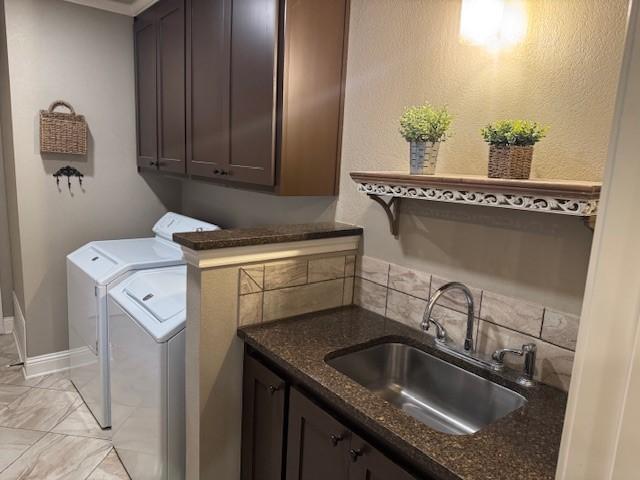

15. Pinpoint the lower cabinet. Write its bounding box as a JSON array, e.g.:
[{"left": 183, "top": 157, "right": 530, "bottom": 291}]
[
  {"left": 241, "top": 355, "right": 287, "bottom": 480},
  {"left": 348, "top": 434, "right": 417, "bottom": 480},
  {"left": 286, "top": 388, "right": 351, "bottom": 480},
  {"left": 241, "top": 351, "right": 418, "bottom": 480}
]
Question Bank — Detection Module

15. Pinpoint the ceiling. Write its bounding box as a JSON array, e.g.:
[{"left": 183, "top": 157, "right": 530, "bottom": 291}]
[{"left": 62, "top": 0, "right": 158, "bottom": 16}]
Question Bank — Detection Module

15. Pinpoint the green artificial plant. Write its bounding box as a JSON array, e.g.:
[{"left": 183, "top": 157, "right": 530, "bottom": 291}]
[
  {"left": 399, "top": 103, "right": 453, "bottom": 143},
  {"left": 481, "top": 120, "right": 548, "bottom": 146}
]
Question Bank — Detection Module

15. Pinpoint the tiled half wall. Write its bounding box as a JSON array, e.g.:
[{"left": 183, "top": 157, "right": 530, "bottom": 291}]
[
  {"left": 354, "top": 256, "right": 579, "bottom": 391},
  {"left": 237, "top": 253, "right": 356, "bottom": 327}
]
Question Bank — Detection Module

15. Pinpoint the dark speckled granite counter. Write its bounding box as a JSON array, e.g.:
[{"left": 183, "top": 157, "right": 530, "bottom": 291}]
[
  {"left": 173, "top": 222, "right": 362, "bottom": 250},
  {"left": 238, "top": 306, "right": 567, "bottom": 480}
]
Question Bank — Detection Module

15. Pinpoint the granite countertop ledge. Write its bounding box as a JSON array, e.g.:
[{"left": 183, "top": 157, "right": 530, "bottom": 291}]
[
  {"left": 238, "top": 306, "right": 567, "bottom": 480},
  {"left": 173, "top": 222, "right": 363, "bottom": 250}
]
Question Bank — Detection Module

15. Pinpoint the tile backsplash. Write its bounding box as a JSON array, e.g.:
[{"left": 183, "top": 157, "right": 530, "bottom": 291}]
[
  {"left": 238, "top": 253, "right": 356, "bottom": 327},
  {"left": 354, "top": 256, "right": 579, "bottom": 391},
  {"left": 238, "top": 252, "right": 579, "bottom": 391}
]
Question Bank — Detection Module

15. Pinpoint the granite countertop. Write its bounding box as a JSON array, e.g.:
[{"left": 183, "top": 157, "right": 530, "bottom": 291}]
[
  {"left": 238, "top": 306, "right": 567, "bottom": 480},
  {"left": 173, "top": 222, "right": 363, "bottom": 250}
]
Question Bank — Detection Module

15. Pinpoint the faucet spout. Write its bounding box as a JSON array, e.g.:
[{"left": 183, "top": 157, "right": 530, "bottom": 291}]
[{"left": 422, "top": 281, "right": 475, "bottom": 351}]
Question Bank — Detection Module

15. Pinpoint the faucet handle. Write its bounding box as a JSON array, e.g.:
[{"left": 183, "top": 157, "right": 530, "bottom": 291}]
[
  {"left": 420, "top": 316, "right": 448, "bottom": 344},
  {"left": 492, "top": 343, "right": 537, "bottom": 387},
  {"left": 492, "top": 346, "right": 524, "bottom": 363}
]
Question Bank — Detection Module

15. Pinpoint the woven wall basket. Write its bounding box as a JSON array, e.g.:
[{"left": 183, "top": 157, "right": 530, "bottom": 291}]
[
  {"left": 39, "top": 100, "right": 87, "bottom": 155},
  {"left": 488, "top": 145, "right": 533, "bottom": 179}
]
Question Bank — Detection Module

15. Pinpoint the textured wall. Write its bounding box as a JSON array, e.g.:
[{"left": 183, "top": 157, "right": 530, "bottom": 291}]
[
  {"left": 339, "top": 0, "right": 626, "bottom": 181},
  {"left": 182, "top": 179, "right": 336, "bottom": 228},
  {"left": 182, "top": 0, "right": 628, "bottom": 316},
  {"left": 333, "top": 0, "right": 628, "bottom": 315},
  {"left": 3, "top": 0, "right": 180, "bottom": 356}
]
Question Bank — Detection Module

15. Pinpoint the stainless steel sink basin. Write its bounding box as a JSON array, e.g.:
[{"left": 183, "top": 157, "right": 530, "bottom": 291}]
[{"left": 326, "top": 342, "right": 527, "bottom": 435}]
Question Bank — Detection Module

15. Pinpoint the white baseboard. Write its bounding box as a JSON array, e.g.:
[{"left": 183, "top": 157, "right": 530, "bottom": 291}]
[
  {"left": 7, "top": 292, "right": 70, "bottom": 379},
  {"left": 23, "top": 349, "right": 71, "bottom": 379}
]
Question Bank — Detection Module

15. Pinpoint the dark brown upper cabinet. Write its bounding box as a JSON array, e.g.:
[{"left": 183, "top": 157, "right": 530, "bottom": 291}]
[
  {"left": 276, "top": 0, "right": 349, "bottom": 195},
  {"left": 186, "top": 0, "right": 231, "bottom": 178},
  {"left": 135, "top": 0, "right": 186, "bottom": 175},
  {"left": 134, "top": 11, "right": 157, "bottom": 169},
  {"left": 227, "top": 0, "right": 279, "bottom": 186},
  {"left": 136, "top": 0, "right": 349, "bottom": 195},
  {"left": 224, "top": 0, "right": 350, "bottom": 194}
]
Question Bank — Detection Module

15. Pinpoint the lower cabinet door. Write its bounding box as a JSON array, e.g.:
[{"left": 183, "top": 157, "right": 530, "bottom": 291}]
[
  {"left": 348, "top": 434, "right": 417, "bottom": 480},
  {"left": 241, "top": 355, "right": 287, "bottom": 480},
  {"left": 286, "top": 388, "right": 351, "bottom": 480}
]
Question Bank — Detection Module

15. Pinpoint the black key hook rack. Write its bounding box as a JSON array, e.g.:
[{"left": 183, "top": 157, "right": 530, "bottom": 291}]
[{"left": 53, "top": 165, "right": 84, "bottom": 191}]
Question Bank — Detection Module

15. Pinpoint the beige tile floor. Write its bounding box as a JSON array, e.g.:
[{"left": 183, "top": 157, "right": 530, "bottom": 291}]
[{"left": 0, "top": 334, "right": 129, "bottom": 479}]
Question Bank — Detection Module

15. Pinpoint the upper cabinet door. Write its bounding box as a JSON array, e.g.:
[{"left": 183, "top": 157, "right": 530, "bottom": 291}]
[
  {"left": 156, "top": 0, "right": 186, "bottom": 174},
  {"left": 229, "top": 0, "right": 278, "bottom": 186},
  {"left": 187, "top": 0, "right": 231, "bottom": 179},
  {"left": 278, "top": 0, "right": 349, "bottom": 195},
  {"left": 134, "top": 13, "right": 158, "bottom": 169}
]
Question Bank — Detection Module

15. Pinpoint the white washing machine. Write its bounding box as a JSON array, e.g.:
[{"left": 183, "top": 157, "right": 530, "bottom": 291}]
[
  {"left": 67, "top": 212, "right": 218, "bottom": 428},
  {"left": 109, "top": 265, "right": 187, "bottom": 480}
]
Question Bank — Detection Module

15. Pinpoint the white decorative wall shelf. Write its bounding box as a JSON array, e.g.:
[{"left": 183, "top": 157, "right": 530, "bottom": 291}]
[{"left": 351, "top": 171, "right": 601, "bottom": 236}]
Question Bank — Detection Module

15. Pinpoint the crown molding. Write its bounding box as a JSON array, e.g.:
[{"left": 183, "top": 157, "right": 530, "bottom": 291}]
[{"left": 62, "top": 0, "right": 158, "bottom": 16}]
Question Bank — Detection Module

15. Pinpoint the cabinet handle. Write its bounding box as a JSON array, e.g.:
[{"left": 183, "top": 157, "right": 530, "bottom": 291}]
[
  {"left": 213, "top": 169, "right": 231, "bottom": 176},
  {"left": 268, "top": 384, "right": 282, "bottom": 395},
  {"left": 149, "top": 161, "right": 158, "bottom": 167},
  {"left": 330, "top": 434, "right": 344, "bottom": 446},
  {"left": 349, "top": 448, "right": 363, "bottom": 462}
]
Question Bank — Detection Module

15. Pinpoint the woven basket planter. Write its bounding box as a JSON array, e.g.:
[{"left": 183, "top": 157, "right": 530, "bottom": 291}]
[
  {"left": 40, "top": 100, "right": 87, "bottom": 155},
  {"left": 409, "top": 141, "right": 441, "bottom": 175},
  {"left": 487, "top": 145, "right": 533, "bottom": 179}
]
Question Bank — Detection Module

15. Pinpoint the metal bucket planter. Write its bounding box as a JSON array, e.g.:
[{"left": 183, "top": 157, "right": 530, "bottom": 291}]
[
  {"left": 487, "top": 145, "right": 533, "bottom": 179},
  {"left": 410, "top": 141, "right": 441, "bottom": 175}
]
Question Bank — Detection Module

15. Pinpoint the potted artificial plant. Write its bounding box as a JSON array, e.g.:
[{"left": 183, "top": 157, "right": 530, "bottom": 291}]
[
  {"left": 481, "top": 120, "right": 548, "bottom": 179},
  {"left": 399, "top": 103, "right": 452, "bottom": 175}
]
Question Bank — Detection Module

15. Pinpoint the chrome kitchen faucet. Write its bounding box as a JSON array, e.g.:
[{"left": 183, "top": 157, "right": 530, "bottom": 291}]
[{"left": 421, "top": 281, "right": 475, "bottom": 351}]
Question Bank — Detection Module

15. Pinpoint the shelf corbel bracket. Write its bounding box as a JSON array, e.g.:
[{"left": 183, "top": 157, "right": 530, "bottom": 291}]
[{"left": 368, "top": 194, "right": 401, "bottom": 237}]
